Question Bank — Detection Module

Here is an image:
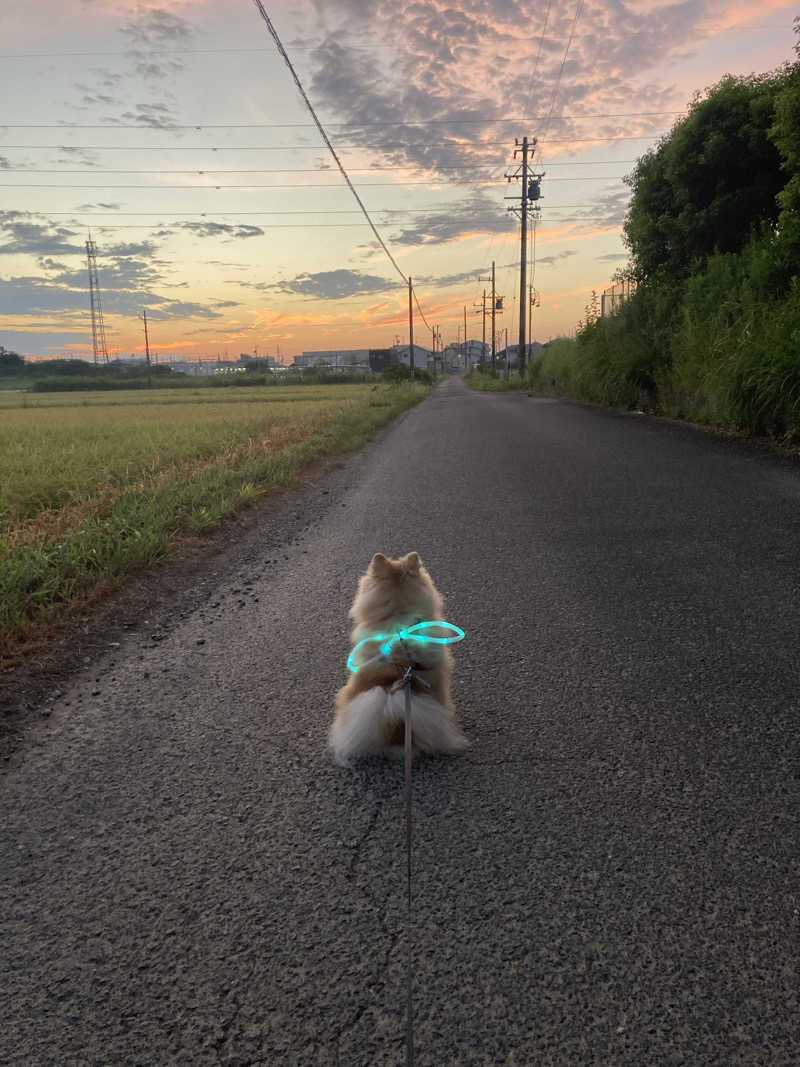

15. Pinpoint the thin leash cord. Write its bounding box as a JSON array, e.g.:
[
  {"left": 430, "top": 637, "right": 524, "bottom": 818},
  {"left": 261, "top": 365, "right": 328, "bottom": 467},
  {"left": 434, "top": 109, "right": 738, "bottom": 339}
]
[{"left": 404, "top": 670, "right": 414, "bottom": 1067}]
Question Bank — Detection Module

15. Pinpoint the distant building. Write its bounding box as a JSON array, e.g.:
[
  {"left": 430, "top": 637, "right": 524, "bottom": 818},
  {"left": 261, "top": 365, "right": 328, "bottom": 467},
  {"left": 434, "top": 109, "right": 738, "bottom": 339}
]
[
  {"left": 391, "top": 343, "right": 431, "bottom": 371},
  {"left": 169, "top": 360, "right": 215, "bottom": 376},
  {"left": 495, "top": 341, "right": 543, "bottom": 367},
  {"left": 294, "top": 349, "right": 371, "bottom": 371},
  {"left": 238, "top": 352, "right": 280, "bottom": 367},
  {"left": 368, "top": 348, "right": 395, "bottom": 373}
]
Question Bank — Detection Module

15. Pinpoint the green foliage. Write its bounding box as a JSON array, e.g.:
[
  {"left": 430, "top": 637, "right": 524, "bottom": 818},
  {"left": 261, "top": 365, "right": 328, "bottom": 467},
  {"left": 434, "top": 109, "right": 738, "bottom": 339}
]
[
  {"left": 771, "top": 19, "right": 800, "bottom": 256},
  {"left": 0, "top": 383, "right": 429, "bottom": 646},
  {"left": 624, "top": 72, "right": 788, "bottom": 283},
  {"left": 543, "top": 32, "right": 800, "bottom": 440},
  {"left": 665, "top": 236, "right": 800, "bottom": 434},
  {"left": 0, "top": 347, "right": 25, "bottom": 376},
  {"left": 381, "top": 363, "right": 435, "bottom": 384},
  {"left": 530, "top": 233, "right": 800, "bottom": 437},
  {"left": 465, "top": 369, "right": 528, "bottom": 391}
]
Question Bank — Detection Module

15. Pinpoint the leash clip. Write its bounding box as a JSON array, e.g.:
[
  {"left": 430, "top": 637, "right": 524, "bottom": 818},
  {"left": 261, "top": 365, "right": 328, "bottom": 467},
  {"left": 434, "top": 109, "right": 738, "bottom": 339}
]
[{"left": 392, "top": 665, "right": 431, "bottom": 692}]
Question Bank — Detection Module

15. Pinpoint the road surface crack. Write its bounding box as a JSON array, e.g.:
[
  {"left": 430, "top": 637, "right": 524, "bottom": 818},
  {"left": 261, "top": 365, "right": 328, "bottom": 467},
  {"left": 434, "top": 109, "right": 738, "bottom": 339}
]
[{"left": 345, "top": 799, "right": 381, "bottom": 882}]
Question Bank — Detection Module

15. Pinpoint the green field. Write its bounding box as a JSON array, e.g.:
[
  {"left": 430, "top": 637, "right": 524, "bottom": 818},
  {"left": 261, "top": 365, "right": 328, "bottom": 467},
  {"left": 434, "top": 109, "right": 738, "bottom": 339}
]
[{"left": 0, "top": 383, "right": 428, "bottom": 653}]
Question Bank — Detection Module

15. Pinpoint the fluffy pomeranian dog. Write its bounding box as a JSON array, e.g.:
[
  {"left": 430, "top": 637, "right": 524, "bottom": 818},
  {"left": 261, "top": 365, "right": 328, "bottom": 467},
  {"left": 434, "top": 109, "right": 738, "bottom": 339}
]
[{"left": 329, "top": 552, "right": 468, "bottom": 765}]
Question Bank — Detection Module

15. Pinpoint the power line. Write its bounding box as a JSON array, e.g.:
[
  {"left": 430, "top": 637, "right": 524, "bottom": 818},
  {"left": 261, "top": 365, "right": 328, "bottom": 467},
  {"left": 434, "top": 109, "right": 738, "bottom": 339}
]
[
  {"left": 0, "top": 203, "right": 629, "bottom": 213},
  {"left": 0, "top": 176, "right": 630, "bottom": 188},
  {"left": 522, "top": 0, "right": 554, "bottom": 120},
  {"left": 6, "top": 213, "right": 619, "bottom": 225},
  {"left": 0, "top": 113, "right": 685, "bottom": 129},
  {"left": 2, "top": 161, "right": 640, "bottom": 174},
  {"left": 250, "top": 1, "right": 407, "bottom": 284},
  {"left": 0, "top": 180, "right": 504, "bottom": 189},
  {"left": 540, "top": 0, "right": 586, "bottom": 145},
  {"left": 26, "top": 217, "right": 620, "bottom": 231},
  {"left": 0, "top": 136, "right": 668, "bottom": 150},
  {"left": 0, "top": 23, "right": 787, "bottom": 59}
]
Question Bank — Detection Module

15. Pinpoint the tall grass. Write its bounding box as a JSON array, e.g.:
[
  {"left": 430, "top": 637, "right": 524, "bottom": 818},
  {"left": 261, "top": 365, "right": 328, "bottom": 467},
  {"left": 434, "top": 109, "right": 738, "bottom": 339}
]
[
  {"left": 0, "top": 382, "right": 427, "bottom": 651},
  {"left": 499, "top": 234, "right": 800, "bottom": 440}
]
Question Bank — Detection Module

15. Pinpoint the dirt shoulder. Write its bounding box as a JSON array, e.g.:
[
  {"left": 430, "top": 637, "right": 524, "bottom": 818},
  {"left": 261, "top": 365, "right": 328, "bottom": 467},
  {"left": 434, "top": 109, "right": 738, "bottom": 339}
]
[{"left": 0, "top": 447, "right": 365, "bottom": 766}]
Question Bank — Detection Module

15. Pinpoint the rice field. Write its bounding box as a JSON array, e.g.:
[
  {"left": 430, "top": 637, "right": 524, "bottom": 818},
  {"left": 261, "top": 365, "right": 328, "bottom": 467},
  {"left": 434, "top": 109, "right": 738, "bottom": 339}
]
[{"left": 0, "top": 383, "right": 427, "bottom": 652}]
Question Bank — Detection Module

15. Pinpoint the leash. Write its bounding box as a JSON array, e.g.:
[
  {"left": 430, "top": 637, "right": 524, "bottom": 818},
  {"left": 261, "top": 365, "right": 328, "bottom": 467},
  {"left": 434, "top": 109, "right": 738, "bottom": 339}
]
[
  {"left": 348, "top": 623, "right": 464, "bottom": 1065},
  {"left": 397, "top": 664, "right": 429, "bottom": 1067},
  {"left": 403, "top": 666, "right": 414, "bottom": 1067}
]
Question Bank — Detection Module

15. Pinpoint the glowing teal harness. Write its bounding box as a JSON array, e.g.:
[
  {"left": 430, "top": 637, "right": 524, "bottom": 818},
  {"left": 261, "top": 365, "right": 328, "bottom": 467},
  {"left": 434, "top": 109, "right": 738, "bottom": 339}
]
[{"left": 346, "top": 620, "right": 465, "bottom": 674}]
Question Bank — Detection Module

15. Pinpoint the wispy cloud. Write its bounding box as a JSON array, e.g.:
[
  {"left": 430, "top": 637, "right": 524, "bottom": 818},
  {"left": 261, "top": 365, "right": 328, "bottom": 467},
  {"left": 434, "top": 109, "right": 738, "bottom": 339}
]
[
  {"left": 263, "top": 269, "right": 399, "bottom": 300},
  {"left": 118, "top": 7, "right": 196, "bottom": 79},
  {"left": 294, "top": 0, "right": 705, "bottom": 181},
  {"left": 386, "top": 193, "right": 514, "bottom": 245},
  {"left": 120, "top": 7, "right": 195, "bottom": 47},
  {"left": 0, "top": 211, "right": 224, "bottom": 320},
  {"left": 176, "top": 222, "right": 266, "bottom": 240},
  {"left": 0, "top": 212, "right": 86, "bottom": 257},
  {"left": 535, "top": 249, "right": 578, "bottom": 267},
  {"left": 108, "top": 102, "right": 178, "bottom": 129}
]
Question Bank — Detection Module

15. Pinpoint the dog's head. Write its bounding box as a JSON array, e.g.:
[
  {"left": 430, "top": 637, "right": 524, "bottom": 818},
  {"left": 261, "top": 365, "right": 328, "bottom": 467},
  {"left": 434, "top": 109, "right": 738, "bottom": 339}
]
[{"left": 351, "top": 552, "right": 443, "bottom": 626}]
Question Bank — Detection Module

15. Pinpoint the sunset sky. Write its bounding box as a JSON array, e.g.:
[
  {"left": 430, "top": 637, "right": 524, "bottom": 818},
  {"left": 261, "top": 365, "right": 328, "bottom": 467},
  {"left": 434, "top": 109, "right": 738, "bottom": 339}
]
[{"left": 0, "top": 0, "right": 796, "bottom": 362}]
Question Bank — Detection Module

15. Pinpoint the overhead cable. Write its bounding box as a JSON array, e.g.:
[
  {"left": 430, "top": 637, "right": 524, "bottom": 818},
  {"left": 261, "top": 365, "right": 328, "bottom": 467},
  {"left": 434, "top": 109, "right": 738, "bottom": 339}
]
[
  {"left": 249, "top": 0, "right": 406, "bottom": 285},
  {"left": 0, "top": 136, "right": 666, "bottom": 149},
  {"left": 0, "top": 113, "right": 685, "bottom": 129}
]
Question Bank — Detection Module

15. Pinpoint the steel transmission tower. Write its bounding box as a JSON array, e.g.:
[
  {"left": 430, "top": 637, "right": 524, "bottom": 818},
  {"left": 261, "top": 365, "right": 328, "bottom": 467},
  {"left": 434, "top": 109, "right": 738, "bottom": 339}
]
[{"left": 86, "top": 236, "right": 110, "bottom": 364}]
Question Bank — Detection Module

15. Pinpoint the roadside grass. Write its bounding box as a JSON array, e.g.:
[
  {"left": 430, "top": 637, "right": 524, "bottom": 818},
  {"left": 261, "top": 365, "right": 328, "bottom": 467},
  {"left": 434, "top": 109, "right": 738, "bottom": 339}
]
[
  {"left": 0, "top": 382, "right": 427, "bottom": 652},
  {"left": 464, "top": 370, "right": 530, "bottom": 392}
]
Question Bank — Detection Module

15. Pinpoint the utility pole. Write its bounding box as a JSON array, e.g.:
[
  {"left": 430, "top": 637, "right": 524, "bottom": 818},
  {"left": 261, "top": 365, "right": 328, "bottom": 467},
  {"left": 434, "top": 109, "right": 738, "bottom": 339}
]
[
  {"left": 491, "top": 261, "right": 496, "bottom": 369},
  {"left": 463, "top": 305, "right": 468, "bottom": 371},
  {"left": 473, "top": 290, "right": 487, "bottom": 362},
  {"left": 506, "top": 137, "right": 543, "bottom": 376},
  {"left": 482, "top": 291, "right": 486, "bottom": 360},
  {"left": 141, "top": 309, "right": 152, "bottom": 388},
  {"left": 528, "top": 284, "right": 540, "bottom": 355},
  {"left": 529, "top": 284, "right": 534, "bottom": 360},
  {"left": 408, "top": 276, "right": 415, "bottom": 379},
  {"left": 480, "top": 262, "right": 501, "bottom": 369}
]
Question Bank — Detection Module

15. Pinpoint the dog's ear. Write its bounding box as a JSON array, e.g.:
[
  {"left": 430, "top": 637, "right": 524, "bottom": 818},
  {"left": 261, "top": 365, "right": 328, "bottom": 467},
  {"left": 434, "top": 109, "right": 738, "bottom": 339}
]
[
  {"left": 369, "top": 552, "right": 393, "bottom": 577},
  {"left": 404, "top": 551, "right": 421, "bottom": 573}
]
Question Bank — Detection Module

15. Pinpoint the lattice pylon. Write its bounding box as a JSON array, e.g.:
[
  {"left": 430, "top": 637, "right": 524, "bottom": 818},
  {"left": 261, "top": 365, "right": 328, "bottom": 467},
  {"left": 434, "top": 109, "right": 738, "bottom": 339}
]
[{"left": 86, "top": 235, "right": 109, "bottom": 364}]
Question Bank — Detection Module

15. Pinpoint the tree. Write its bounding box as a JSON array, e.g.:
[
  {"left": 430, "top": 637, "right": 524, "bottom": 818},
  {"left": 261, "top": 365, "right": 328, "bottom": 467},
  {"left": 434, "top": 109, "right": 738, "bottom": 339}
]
[
  {"left": 624, "top": 73, "right": 787, "bottom": 283},
  {"left": 771, "top": 19, "right": 800, "bottom": 257},
  {"left": 0, "top": 346, "right": 25, "bottom": 375}
]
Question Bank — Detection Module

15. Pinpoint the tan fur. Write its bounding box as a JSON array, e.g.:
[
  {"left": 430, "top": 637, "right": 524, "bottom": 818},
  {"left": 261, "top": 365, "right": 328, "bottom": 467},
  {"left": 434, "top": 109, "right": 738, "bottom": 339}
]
[{"left": 329, "top": 552, "right": 468, "bottom": 763}]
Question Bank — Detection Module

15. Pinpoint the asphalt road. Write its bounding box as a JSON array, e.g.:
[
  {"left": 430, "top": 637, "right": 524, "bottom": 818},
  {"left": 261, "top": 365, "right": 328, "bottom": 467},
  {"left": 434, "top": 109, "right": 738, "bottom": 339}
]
[{"left": 3, "top": 377, "right": 799, "bottom": 1066}]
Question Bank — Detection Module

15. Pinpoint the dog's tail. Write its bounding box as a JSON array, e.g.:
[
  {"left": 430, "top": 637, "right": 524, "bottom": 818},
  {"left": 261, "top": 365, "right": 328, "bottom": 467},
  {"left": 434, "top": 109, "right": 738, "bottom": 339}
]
[{"left": 329, "top": 686, "right": 469, "bottom": 766}]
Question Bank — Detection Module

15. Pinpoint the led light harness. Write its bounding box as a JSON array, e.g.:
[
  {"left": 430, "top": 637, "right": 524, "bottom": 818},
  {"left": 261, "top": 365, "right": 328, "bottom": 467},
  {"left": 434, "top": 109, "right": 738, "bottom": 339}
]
[{"left": 346, "top": 620, "right": 465, "bottom": 674}]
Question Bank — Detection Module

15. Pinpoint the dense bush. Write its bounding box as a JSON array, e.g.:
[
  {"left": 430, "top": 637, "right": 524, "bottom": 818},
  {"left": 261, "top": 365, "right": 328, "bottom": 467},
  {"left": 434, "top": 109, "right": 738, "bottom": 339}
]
[
  {"left": 381, "top": 363, "right": 435, "bottom": 384},
  {"left": 530, "top": 30, "right": 800, "bottom": 439}
]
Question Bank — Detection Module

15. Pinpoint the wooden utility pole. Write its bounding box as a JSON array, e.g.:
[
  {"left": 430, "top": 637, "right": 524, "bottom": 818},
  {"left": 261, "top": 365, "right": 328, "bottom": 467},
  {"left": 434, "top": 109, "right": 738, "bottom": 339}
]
[
  {"left": 491, "top": 261, "right": 497, "bottom": 369},
  {"left": 141, "top": 308, "right": 152, "bottom": 388},
  {"left": 506, "top": 136, "right": 543, "bottom": 376},
  {"left": 475, "top": 292, "right": 488, "bottom": 362},
  {"left": 518, "top": 137, "right": 529, "bottom": 375},
  {"left": 481, "top": 290, "right": 486, "bottom": 360},
  {"left": 408, "top": 276, "right": 415, "bottom": 379},
  {"left": 529, "top": 284, "right": 533, "bottom": 358}
]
